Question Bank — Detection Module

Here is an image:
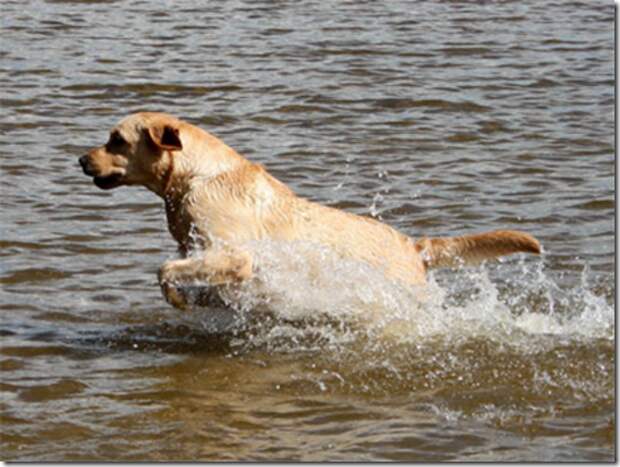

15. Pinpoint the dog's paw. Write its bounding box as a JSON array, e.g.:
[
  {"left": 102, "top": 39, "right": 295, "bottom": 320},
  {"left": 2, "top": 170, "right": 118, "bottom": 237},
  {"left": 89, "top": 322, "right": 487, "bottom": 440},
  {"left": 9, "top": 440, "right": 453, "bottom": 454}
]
[{"left": 159, "top": 280, "right": 190, "bottom": 310}]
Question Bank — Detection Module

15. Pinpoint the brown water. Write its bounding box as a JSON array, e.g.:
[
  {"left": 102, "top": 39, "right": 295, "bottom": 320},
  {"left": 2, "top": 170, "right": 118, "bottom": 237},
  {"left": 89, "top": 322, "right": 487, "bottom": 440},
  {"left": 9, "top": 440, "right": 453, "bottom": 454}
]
[{"left": 0, "top": 0, "right": 615, "bottom": 462}]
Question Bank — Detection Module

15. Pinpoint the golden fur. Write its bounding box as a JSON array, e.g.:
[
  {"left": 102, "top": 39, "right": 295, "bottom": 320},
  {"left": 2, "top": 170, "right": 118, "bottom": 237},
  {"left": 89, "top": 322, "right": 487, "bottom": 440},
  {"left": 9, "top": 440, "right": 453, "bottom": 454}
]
[{"left": 80, "top": 112, "right": 541, "bottom": 309}]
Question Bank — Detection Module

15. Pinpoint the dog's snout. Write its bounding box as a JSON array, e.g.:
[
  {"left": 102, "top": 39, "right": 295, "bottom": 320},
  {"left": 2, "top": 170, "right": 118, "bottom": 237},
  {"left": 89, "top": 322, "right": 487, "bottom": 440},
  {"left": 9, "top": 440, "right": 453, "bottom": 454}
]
[{"left": 79, "top": 155, "right": 94, "bottom": 175}]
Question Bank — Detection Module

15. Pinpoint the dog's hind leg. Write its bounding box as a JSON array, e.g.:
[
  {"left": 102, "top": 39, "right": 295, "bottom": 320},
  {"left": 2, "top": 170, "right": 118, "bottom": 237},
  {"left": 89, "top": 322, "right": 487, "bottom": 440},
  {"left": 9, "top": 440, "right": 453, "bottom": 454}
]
[{"left": 158, "top": 248, "right": 253, "bottom": 309}]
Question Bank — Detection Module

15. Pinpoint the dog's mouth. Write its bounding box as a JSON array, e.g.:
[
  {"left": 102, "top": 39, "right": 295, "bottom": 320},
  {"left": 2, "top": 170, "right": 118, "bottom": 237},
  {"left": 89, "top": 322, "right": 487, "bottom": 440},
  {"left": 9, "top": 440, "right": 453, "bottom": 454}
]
[
  {"left": 80, "top": 155, "right": 125, "bottom": 190},
  {"left": 93, "top": 173, "right": 124, "bottom": 190}
]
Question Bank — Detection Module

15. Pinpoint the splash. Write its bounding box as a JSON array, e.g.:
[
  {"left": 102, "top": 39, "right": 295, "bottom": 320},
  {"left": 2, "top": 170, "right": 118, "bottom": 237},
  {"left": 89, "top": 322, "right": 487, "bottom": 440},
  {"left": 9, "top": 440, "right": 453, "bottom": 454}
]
[
  {"left": 176, "top": 239, "right": 613, "bottom": 352},
  {"left": 164, "top": 238, "right": 614, "bottom": 420}
]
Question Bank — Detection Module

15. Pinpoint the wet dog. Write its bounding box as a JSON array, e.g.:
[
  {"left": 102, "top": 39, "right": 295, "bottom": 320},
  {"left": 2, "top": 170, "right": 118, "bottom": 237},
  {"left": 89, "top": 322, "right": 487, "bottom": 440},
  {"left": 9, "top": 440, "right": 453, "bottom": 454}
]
[{"left": 80, "top": 112, "right": 541, "bottom": 309}]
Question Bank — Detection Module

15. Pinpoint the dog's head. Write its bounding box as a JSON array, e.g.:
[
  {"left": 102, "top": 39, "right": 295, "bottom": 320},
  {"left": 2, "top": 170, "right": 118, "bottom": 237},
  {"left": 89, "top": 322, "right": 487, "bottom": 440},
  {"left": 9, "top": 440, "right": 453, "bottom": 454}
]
[{"left": 80, "top": 112, "right": 183, "bottom": 191}]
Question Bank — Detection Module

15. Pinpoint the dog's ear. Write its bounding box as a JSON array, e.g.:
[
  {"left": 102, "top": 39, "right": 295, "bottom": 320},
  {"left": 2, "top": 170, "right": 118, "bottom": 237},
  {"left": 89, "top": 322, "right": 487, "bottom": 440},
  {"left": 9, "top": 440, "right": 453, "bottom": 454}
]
[{"left": 146, "top": 124, "right": 183, "bottom": 152}]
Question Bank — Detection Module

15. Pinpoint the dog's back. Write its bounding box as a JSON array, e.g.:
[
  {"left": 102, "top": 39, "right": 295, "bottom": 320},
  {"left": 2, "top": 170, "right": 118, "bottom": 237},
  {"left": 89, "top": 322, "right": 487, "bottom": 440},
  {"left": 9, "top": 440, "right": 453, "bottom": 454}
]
[{"left": 176, "top": 126, "right": 539, "bottom": 287}]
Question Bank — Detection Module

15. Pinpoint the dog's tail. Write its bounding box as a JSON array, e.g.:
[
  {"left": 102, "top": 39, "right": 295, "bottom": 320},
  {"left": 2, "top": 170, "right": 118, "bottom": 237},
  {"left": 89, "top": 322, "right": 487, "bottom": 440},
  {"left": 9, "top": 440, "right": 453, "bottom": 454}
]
[{"left": 415, "top": 229, "right": 541, "bottom": 269}]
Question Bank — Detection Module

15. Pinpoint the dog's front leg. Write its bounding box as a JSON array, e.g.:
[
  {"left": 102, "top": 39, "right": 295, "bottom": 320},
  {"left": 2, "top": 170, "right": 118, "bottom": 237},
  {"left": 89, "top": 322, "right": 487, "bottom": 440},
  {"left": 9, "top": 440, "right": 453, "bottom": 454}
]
[{"left": 158, "top": 249, "right": 253, "bottom": 309}]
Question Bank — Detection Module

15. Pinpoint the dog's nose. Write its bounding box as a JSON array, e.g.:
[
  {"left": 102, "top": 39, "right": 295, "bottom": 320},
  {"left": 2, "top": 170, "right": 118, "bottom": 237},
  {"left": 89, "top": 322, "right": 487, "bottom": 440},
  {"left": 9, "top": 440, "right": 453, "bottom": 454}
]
[{"left": 79, "top": 155, "right": 93, "bottom": 175}]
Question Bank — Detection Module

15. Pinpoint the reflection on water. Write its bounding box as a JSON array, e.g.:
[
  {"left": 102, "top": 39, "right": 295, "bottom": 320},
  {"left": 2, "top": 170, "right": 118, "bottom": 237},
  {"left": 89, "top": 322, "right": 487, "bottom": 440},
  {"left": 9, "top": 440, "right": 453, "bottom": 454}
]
[{"left": 0, "top": 0, "right": 614, "bottom": 462}]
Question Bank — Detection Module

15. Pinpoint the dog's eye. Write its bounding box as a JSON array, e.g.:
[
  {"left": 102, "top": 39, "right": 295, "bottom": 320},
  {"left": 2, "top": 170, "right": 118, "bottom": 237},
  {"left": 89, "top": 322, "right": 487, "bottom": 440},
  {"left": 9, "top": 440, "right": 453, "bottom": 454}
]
[{"left": 107, "top": 132, "right": 127, "bottom": 150}]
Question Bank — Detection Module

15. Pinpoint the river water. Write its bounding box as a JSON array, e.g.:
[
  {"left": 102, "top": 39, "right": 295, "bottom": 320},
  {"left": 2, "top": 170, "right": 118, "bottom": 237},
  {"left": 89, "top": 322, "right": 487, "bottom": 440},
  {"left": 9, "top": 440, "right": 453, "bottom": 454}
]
[{"left": 1, "top": 0, "right": 615, "bottom": 462}]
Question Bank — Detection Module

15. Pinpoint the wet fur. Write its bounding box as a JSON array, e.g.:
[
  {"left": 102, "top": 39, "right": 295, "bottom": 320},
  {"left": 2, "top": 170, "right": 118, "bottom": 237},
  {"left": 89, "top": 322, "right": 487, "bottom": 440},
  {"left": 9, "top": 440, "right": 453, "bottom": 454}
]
[{"left": 80, "top": 112, "right": 541, "bottom": 309}]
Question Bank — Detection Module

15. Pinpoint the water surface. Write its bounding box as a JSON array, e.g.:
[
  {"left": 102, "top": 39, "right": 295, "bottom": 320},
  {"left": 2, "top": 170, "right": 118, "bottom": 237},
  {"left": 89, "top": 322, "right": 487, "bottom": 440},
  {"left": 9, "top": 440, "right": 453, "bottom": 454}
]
[{"left": 0, "top": 0, "right": 615, "bottom": 461}]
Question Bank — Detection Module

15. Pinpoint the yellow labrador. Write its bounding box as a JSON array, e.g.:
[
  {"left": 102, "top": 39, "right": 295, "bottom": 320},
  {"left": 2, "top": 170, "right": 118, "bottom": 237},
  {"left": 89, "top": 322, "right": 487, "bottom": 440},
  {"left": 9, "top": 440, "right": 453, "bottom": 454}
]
[{"left": 80, "top": 112, "right": 540, "bottom": 309}]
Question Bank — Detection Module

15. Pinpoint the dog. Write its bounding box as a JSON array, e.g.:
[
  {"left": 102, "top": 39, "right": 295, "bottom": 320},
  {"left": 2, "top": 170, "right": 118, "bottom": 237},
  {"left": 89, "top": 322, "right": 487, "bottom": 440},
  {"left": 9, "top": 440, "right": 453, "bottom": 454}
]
[{"left": 79, "top": 112, "right": 541, "bottom": 309}]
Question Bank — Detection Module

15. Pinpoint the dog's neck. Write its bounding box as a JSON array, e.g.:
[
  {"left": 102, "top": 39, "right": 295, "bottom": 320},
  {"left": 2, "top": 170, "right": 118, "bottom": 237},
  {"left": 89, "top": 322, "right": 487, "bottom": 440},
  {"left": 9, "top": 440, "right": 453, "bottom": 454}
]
[
  {"left": 151, "top": 147, "right": 250, "bottom": 252},
  {"left": 150, "top": 146, "right": 248, "bottom": 201}
]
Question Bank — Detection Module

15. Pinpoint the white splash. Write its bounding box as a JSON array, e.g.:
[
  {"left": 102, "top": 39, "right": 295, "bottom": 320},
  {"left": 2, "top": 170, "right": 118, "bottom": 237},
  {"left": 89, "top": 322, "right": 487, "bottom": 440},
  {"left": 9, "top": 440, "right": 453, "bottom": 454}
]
[{"left": 179, "top": 238, "right": 613, "bottom": 351}]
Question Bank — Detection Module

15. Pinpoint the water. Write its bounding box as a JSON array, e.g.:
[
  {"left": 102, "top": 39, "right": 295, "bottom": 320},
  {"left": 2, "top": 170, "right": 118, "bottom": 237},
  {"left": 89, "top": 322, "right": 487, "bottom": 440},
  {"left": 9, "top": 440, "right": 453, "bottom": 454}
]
[{"left": 1, "top": 0, "right": 615, "bottom": 461}]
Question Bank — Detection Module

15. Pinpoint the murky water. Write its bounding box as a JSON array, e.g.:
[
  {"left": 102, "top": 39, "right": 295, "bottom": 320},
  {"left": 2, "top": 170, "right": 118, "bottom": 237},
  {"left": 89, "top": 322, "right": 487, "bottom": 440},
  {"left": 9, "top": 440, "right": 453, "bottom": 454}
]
[{"left": 1, "top": 0, "right": 615, "bottom": 461}]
